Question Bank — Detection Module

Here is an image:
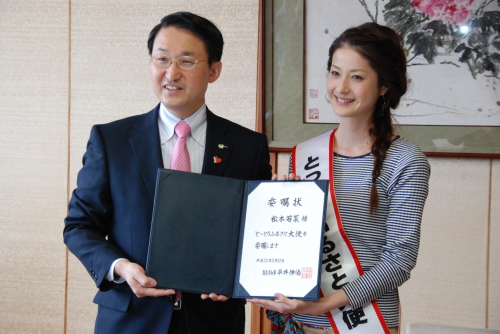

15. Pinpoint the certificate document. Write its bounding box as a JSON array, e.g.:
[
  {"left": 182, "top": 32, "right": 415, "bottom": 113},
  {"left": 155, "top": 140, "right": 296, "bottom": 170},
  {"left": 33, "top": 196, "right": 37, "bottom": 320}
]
[
  {"left": 146, "top": 169, "right": 328, "bottom": 300},
  {"left": 234, "top": 181, "right": 327, "bottom": 300}
]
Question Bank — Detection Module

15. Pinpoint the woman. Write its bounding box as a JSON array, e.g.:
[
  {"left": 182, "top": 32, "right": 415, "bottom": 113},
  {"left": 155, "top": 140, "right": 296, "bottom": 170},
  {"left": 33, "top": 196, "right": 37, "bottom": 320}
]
[{"left": 248, "top": 22, "right": 430, "bottom": 334}]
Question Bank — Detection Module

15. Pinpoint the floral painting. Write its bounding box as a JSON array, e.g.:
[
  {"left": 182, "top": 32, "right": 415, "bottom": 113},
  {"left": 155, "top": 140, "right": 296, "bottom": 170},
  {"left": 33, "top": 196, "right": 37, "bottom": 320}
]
[
  {"left": 304, "top": 0, "right": 500, "bottom": 126},
  {"left": 378, "top": 0, "right": 500, "bottom": 79}
]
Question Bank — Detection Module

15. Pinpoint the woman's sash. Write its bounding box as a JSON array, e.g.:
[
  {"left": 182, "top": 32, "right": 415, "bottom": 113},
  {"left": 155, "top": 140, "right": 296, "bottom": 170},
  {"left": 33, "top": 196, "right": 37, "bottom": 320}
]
[{"left": 291, "top": 129, "right": 389, "bottom": 334}]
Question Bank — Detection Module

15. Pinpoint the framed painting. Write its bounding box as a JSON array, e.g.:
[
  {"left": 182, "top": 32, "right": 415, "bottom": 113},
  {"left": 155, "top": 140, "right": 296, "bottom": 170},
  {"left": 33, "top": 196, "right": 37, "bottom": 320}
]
[{"left": 263, "top": 0, "right": 500, "bottom": 157}]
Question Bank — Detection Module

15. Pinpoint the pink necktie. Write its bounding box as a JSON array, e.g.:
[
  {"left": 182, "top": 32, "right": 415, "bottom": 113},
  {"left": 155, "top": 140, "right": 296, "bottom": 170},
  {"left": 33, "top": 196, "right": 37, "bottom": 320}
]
[
  {"left": 170, "top": 121, "right": 191, "bottom": 172},
  {"left": 170, "top": 121, "right": 190, "bottom": 305}
]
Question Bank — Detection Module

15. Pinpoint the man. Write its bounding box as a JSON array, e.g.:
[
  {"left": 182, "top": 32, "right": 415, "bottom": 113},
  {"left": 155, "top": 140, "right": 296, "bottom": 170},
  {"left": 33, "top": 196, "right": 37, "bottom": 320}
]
[{"left": 64, "top": 12, "right": 271, "bottom": 334}]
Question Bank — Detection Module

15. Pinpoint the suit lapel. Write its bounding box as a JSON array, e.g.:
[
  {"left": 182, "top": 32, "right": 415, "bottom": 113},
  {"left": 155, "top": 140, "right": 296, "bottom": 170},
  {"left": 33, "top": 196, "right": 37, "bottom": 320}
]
[
  {"left": 129, "top": 104, "right": 163, "bottom": 200},
  {"left": 130, "top": 106, "right": 230, "bottom": 190},
  {"left": 202, "top": 109, "right": 232, "bottom": 176}
]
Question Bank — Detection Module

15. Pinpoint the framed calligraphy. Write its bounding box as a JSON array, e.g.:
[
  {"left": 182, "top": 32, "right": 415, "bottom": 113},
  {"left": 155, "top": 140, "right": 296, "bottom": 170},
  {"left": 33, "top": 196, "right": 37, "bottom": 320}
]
[{"left": 262, "top": 0, "right": 500, "bottom": 157}]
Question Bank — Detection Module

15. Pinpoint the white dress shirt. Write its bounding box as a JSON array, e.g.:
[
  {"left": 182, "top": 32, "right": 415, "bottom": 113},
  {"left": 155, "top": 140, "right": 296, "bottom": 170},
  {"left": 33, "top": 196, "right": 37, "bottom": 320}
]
[
  {"left": 106, "top": 103, "right": 208, "bottom": 283},
  {"left": 158, "top": 103, "right": 207, "bottom": 174}
]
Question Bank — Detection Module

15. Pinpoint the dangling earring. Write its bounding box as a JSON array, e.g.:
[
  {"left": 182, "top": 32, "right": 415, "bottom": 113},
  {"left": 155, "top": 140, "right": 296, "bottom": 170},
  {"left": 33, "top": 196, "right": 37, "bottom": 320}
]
[{"left": 380, "top": 95, "right": 386, "bottom": 117}]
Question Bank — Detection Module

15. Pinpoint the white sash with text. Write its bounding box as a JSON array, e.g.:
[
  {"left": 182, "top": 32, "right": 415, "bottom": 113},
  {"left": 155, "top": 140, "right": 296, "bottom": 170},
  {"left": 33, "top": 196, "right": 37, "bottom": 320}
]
[{"left": 291, "top": 130, "right": 389, "bottom": 334}]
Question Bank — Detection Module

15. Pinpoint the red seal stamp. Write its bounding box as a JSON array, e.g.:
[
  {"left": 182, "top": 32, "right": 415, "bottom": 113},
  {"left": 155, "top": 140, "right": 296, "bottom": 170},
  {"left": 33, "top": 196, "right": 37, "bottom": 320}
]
[
  {"left": 301, "top": 267, "right": 313, "bottom": 279},
  {"left": 310, "top": 89, "right": 318, "bottom": 98},
  {"left": 308, "top": 108, "right": 319, "bottom": 120}
]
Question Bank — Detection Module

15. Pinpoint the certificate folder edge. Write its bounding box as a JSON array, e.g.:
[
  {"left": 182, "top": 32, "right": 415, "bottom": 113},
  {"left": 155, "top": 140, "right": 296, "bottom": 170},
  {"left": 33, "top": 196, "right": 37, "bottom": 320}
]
[
  {"left": 145, "top": 169, "right": 163, "bottom": 278},
  {"left": 232, "top": 180, "right": 328, "bottom": 301},
  {"left": 146, "top": 169, "right": 244, "bottom": 296},
  {"left": 147, "top": 172, "right": 328, "bottom": 300},
  {"left": 232, "top": 180, "right": 252, "bottom": 299}
]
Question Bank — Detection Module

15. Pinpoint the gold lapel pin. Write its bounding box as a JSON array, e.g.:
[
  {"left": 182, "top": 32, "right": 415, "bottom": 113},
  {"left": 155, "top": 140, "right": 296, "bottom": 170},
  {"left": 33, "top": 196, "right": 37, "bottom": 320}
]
[
  {"left": 213, "top": 156, "right": 222, "bottom": 163},
  {"left": 218, "top": 144, "right": 228, "bottom": 149}
]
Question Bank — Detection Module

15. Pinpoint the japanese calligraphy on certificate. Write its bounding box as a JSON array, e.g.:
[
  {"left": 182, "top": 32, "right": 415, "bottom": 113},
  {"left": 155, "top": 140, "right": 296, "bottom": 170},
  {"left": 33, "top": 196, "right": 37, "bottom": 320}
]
[{"left": 234, "top": 180, "right": 328, "bottom": 300}]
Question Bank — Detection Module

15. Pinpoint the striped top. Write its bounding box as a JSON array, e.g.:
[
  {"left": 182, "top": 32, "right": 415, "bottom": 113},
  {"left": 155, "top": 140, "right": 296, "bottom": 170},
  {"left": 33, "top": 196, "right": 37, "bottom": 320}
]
[{"left": 290, "top": 136, "right": 430, "bottom": 328}]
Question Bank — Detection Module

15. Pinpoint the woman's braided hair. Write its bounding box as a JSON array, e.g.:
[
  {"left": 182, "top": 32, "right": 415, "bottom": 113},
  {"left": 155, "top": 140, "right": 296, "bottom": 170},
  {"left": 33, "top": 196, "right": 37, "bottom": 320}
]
[{"left": 327, "top": 23, "right": 408, "bottom": 213}]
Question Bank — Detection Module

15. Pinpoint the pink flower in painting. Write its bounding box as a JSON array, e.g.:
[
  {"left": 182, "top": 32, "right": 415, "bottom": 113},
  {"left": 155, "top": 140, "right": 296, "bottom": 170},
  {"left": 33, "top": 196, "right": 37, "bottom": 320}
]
[{"left": 411, "top": 0, "right": 474, "bottom": 25}]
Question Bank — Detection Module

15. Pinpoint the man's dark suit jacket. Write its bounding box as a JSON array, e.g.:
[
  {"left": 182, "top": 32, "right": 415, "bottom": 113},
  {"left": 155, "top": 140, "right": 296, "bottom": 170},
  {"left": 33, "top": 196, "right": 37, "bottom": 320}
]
[{"left": 63, "top": 104, "right": 272, "bottom": 334}]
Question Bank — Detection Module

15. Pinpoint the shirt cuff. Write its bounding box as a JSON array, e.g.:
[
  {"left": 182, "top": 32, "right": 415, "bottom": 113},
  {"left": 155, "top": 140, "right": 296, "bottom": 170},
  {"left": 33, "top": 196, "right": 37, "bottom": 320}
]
[{"left": 106, "top": 258, "right": 128, "bottom": 283}]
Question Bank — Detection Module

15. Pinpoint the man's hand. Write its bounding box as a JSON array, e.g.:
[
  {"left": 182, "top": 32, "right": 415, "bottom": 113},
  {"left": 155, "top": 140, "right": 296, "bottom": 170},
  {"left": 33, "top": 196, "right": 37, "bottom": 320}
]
[
  {"left": 200, "top": 293, "right": 229, "bottom": 301},
  {"left": 114, "top": 260, "right": 175, "bottom": 298}
]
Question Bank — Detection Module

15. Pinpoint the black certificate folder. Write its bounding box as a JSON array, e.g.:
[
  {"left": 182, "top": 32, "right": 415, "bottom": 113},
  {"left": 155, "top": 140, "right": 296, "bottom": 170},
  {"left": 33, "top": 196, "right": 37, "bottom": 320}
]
[{"left": 146, "top": 169, "right": 328, "bottom": 300}]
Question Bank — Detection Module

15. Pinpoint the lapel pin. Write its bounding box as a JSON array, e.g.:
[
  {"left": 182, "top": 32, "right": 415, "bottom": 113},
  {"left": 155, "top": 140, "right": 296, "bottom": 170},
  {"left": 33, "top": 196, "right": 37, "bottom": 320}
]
[
  {"left": 213, "top": 156, "right": 222, "bottom": 164},
  {"left": 217, "top": 144, "right": 228, "bottom": 149}
]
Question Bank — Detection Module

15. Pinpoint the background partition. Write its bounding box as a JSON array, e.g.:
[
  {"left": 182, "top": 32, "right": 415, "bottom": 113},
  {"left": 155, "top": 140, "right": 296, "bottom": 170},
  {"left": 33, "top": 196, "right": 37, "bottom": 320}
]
[
  {"left": 0, "top": 0, "right": 69, "bottom": 332},
  {"left": 1, "top": 1, "right": 259, "bottom": 333}
]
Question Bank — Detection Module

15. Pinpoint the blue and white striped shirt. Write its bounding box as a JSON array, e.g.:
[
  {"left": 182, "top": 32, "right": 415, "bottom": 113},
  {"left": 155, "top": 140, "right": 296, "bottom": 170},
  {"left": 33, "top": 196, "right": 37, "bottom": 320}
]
[{"left": 291, "top": 136, "right": 430, "bottom": 328}]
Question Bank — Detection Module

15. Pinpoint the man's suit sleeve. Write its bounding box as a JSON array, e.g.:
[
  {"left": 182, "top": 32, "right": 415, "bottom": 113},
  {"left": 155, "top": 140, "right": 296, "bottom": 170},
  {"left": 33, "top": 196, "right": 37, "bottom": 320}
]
[
  {"left": 64, "top": 125, "right": 128, "bottom": 292},
  {"left": 252, "top": 133, "right": 273, "bottom": 181}
]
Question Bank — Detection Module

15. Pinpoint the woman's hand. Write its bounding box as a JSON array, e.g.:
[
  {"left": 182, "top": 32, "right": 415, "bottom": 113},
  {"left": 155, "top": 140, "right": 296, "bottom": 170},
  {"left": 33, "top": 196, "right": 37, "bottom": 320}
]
[
  {"left": 247, "top": 293, "right": 326, "bottom": 316},
  {"left": 247, "top": 289, "right": 349, "bottom": 316},
  {"left": 271, "top": 173, "right": 302, "bottom": 181}
]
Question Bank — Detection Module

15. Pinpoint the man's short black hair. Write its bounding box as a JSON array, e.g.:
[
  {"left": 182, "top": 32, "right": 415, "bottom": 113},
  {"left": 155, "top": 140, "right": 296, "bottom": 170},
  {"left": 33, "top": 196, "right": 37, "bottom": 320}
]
[{"left": 148, "top": 12, "right": 224, "bottom": 62}]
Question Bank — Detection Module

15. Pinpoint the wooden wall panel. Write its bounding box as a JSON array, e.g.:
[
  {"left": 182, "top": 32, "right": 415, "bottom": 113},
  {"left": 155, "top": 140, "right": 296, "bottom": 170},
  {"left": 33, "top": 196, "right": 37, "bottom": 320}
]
[
  {"left": 277, "top": 152, "right": 291, "bottom": 176},
  {"left": 0, "top": 0, "right": 69, "bottom": 333},
  {"left": 400, "top": 158, "right": 490, "bottom": 328},
  {"left": 489, "top": 160, "right": 500, "bottom": 330}
]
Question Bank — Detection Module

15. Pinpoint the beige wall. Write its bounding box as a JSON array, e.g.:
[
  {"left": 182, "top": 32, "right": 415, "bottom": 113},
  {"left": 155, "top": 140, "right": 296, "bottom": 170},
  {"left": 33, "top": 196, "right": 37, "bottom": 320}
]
[
  {"left": 0, "top": 0, "right": 69, "bottom": 332},
  {"left": 1, "top": 0, "right": 258, "bottom": 333},
  {"left": 0, "top": 1, "right": 499, "bottom": 333}
]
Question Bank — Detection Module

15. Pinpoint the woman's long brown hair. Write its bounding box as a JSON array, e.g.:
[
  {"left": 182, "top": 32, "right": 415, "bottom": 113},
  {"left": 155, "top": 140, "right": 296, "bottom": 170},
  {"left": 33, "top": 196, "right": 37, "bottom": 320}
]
[{"left": 327, "top": 23, "right": 408, "bottom": 213}]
